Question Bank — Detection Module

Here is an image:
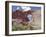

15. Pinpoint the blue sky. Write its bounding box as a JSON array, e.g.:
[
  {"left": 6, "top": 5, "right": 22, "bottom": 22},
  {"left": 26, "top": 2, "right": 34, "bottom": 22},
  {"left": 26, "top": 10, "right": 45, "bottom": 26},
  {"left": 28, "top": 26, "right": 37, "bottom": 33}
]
[{"left": 12, "top": 6, "right": 41, "bottom": 12}]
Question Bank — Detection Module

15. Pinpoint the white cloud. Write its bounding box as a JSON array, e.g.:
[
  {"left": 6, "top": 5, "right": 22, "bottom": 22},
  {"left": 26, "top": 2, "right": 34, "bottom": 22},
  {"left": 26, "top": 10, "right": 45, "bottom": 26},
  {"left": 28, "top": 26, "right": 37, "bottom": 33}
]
[
  {"left": 21, "top": 6, "right": 31, "bottom": 11},
  {"left": 16, "top": 7, "right": 20, "bottom": 10}
]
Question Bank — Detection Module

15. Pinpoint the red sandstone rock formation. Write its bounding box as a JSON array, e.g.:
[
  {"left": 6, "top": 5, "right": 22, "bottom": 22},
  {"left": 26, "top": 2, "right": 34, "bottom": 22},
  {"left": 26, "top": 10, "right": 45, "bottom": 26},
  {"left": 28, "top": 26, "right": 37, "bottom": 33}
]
[{"left": 12, "top": 10, "right": 32, "bottom": 24}]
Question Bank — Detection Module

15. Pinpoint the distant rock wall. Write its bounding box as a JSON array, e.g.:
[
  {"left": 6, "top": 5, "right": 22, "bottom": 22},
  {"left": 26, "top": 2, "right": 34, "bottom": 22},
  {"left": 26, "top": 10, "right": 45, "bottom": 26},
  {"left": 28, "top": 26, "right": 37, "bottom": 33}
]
[{"left": 31, "top": 10, "right": 41, "bottom": 30}]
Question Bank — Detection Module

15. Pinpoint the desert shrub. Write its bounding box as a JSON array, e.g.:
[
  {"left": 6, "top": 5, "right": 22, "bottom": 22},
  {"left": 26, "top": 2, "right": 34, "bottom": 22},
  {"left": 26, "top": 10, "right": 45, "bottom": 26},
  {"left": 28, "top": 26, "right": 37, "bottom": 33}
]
[{"left": 12, "top": 22, "right": 33, "bottom": 31}]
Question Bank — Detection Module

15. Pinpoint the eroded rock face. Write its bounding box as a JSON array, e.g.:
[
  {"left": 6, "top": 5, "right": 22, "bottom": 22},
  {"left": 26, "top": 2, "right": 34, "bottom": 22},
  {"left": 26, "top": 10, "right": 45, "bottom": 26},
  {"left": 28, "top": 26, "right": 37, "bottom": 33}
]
[
  {"left": 12, "top": 10, "right": 41, "bottom": 30},
  {"left": 12, "top": 10, "right": 33, "bottom": 23}
]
